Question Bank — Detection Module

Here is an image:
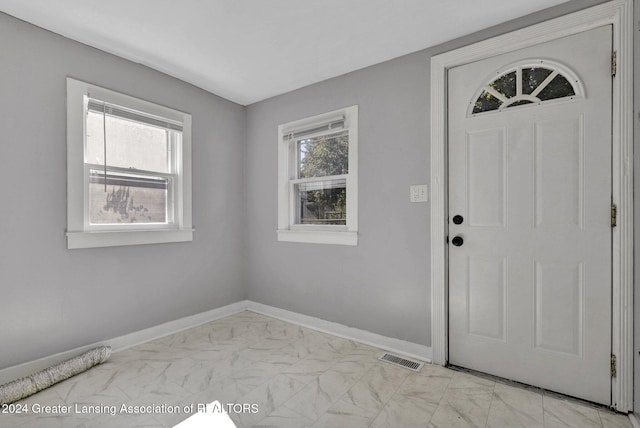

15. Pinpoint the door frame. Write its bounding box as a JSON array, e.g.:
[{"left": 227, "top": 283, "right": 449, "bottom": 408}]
[{"left": 429, "top": 0, "right": 633, "bottom": 411}]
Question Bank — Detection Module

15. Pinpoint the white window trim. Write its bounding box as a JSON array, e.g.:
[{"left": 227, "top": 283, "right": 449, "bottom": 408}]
[
  {"left": 66, "top": 77, "right": 193, "bottom": 249},
  {"left": 277, "top": 105, "right": 358, "bottom": 246}
]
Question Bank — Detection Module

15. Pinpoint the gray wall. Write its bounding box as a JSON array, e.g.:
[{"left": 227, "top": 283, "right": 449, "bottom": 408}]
[
  {"left": 0, "top": 12, "right": 247, "bottom": 369},
  {"left": 246, "top": 54, "right": 431, "bottom": 346},
  {"left": 245, "top": 0, "right": 609, "bottom": 350},
  {"left": 634, "top": 0, "right": 640, "bottom": 414}
]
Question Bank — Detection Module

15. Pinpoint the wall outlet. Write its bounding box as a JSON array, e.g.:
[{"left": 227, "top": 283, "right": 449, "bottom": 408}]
[{"left": 410, "top": 184, "right": 429, "bottom": 203}]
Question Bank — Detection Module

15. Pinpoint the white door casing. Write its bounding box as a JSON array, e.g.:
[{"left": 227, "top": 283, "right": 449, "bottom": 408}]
[
  {"left": 429, "top": 0, "right": 633, "bottom": 411},
  {"left": 448, "top": 26, "right": 612, "bottom": 404}
]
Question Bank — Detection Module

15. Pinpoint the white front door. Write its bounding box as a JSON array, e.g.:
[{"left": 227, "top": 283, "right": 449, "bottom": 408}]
[{"left": 447, "top": 26, "right": 612, "bottom": 404}]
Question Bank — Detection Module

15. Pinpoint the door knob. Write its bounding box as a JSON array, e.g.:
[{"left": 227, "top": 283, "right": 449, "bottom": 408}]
[
  {"left": 452, "top": 215, "right": 464, "bottom": 225},
  {"left": 451, "top": 236, "right": 464, "bottom": 246}
]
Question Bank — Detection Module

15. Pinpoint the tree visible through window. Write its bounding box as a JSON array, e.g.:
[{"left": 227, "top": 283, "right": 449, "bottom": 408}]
[
  {"left": 472, "top": 63, "right": 579, "bottom": 114},
  {"left": 297, "top": 131, "right": 348, "bottom": 225},
  {"left": 278, "top": 105, "right": 358, "bottom": 245}
]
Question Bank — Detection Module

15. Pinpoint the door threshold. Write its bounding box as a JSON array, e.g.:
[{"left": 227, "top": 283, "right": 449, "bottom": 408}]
[{"left": 446, "top": 364, "right": 621, "bottom": 414}]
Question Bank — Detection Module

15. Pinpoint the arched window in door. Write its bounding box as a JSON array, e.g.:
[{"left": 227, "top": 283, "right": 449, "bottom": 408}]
[{"left": 471, "top": 60, "right": 583, "bottom": 115}]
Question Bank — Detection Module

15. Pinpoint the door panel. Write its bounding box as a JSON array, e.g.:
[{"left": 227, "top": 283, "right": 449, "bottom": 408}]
[
  {"left": 533, "top": 261, "right": 583, "bottom": 356},
  {"left": 467, "top": 256, "right": 506, "bottom": 341},
  {"left": 448, "top": 26, "right": 612, "bottom": 404},
  {"left": 467, "top": 129, "right": 506, "bottom": 227},
  {"left": 534, "top": 116, "right": 584, "bottom": 229}
]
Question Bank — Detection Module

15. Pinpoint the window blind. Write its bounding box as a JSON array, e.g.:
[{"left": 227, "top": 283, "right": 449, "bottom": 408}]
[
  {"left": 283, "top": 116, "right": 344, "bottom": 141},
  {"left": 89, "top": 170, "right": 169, "bottom": 190},
  {"left": 297, "top": 178, "right": 346, "bottom": 192},
  {"left": 87, "top": 99, "right": 183, "bottom": 132}
]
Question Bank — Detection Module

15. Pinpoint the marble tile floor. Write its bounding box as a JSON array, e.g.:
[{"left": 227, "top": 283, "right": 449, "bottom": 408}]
[{"left": 0, "top": 310, "right": 632, "bottom": 428}]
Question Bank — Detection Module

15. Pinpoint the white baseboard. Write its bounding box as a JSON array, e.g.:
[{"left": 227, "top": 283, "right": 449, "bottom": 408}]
[
  {"left": 0, "top": 300, "right": 250, "bottom": 385},
  {"left": 246, "top": 301, "right": 432, "bottom": 363},
  {"left": 107, "top": 300, "right": 249, "bottom": 352},
  {"left": 0, "top": 299, "right": 432, "bottom": 386},
  {"left": 629, "top": 413, "right": 640, "bottom": 428}
]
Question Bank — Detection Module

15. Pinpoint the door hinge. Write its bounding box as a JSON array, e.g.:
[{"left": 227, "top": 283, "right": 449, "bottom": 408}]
[
  {"left": 612, "top": 51, "right": 617, "bottom": 76},
  {"left": 611, "top": 354, "right": 617, "bottom": 378},
  {"left": 611, "top": 204, "right": 617, "bottom": 227}
]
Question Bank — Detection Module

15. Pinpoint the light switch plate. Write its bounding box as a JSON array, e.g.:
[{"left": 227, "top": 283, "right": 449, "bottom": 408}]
[{"left": 410, "top": 184, "right": 429, "bottom": 202}]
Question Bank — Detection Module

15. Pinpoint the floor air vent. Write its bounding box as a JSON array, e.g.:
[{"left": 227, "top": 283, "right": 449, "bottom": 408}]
[{"left": 378, "top": 353, "right": 424, "bottom": 372}]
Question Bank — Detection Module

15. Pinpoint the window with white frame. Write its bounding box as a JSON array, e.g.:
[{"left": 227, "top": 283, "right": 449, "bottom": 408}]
[
  {"left": 66, "top": 78, "right": 193, "bottom": 249},
  {"left": 278, "top": 105, "right": 358, "bottom": 245}
]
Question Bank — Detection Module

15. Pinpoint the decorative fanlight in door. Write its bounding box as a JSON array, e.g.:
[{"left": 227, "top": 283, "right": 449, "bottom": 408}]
[{"left": 470, "top": 60, "right": 583, "bottom": 115}]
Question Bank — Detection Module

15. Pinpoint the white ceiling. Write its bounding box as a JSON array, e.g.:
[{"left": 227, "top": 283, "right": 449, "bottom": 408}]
[{"left": 0, "top": 0, "right": 570, "bottom": 105}]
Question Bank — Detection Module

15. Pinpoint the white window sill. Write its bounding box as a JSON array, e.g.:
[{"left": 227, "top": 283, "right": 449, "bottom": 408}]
[
  {"left": 277, "top": 229, "right": 357, "bottom": 246},
  {"left": 67, "top": 229, "right": 194, "bottom": 249}
]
